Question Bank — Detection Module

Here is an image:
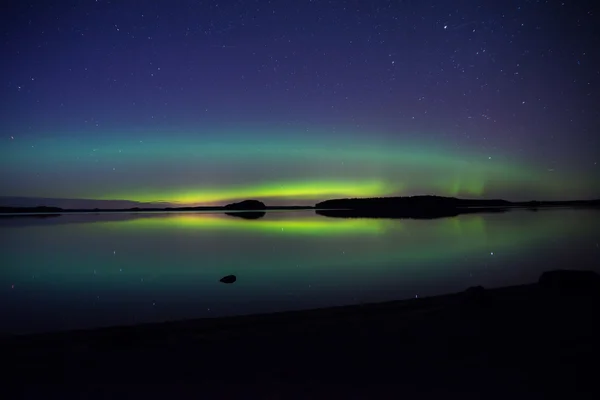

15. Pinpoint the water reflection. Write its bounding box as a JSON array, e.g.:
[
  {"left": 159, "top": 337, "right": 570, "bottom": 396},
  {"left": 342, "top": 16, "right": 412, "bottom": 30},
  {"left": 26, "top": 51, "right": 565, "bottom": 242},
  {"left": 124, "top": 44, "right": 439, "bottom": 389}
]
[
  {"left": 225, "top": 211, "right": 267, "bottom": 220},
  {"left": 1, "top": 209, "right": 598, "bottom": 334}
]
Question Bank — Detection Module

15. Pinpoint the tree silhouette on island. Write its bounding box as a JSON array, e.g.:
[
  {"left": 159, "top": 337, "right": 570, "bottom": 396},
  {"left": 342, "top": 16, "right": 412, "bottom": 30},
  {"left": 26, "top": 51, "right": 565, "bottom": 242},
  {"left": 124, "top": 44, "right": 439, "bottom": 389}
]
[
  {"left": 223, "top": 199, "right": 266, "bottom": 210},
  {"left": 314, "top": 195, "right": 600, "bottom": 219}
]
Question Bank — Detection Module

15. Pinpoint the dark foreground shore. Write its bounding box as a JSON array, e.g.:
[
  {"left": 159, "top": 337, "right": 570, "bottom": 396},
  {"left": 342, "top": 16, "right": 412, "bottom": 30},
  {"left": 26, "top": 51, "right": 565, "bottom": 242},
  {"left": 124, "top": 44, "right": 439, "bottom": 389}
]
[{"left": 4, "top": 270, "right": 600, "bottom": 399}]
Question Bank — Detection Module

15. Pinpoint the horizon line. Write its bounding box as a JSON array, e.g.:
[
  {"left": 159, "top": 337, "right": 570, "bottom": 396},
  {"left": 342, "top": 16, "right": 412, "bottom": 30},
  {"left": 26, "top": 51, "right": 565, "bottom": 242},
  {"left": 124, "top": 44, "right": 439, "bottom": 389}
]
[{"left": 1, "top": 194, "right": 600, "bottom": 210}]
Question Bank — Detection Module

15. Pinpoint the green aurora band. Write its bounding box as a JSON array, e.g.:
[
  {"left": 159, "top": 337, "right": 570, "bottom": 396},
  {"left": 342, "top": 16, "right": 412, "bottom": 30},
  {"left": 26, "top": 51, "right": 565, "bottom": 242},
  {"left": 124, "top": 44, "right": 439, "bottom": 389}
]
[{"left": 1, "top": 130, "right": 593, "bottom": 204}]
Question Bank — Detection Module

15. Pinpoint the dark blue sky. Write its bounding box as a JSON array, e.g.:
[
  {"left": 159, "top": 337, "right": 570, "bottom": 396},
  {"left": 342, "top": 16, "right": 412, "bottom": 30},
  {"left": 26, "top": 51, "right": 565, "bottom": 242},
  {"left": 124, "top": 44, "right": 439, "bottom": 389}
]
[{"left": 1, "top": 0, "right": 599, "bottom": 205}]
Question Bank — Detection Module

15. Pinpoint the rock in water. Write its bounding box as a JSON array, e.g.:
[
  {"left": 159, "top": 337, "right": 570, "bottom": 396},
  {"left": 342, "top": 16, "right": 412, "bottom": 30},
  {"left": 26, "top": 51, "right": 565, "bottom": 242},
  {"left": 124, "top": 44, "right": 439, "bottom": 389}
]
[{"left": 220, "top": 275, "right": 237, "bottom": 284}]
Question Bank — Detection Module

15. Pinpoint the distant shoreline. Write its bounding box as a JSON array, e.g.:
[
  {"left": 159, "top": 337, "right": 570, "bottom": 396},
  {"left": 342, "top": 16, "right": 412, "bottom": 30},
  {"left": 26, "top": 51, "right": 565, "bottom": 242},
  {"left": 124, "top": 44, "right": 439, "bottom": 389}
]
[
  {"left": 1, "top": 195, "right": 598, "bottom": 216},
  {"left": 0, "top": 206, "right": 315, "bottom": 215}
]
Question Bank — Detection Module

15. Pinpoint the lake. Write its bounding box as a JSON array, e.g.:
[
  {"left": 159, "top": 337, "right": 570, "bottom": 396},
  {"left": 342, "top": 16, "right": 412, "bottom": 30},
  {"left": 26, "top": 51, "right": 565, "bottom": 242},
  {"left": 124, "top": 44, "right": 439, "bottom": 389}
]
[{"left": 1, "top": 208, "right": 599, "bottom": 334}]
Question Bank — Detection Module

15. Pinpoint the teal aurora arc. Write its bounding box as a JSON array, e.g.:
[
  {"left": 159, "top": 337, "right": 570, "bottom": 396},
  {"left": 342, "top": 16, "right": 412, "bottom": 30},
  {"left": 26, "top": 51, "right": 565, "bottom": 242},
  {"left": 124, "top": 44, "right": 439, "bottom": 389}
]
[{"left": 1, "top": 130, "right": 597, "bottom": 206}]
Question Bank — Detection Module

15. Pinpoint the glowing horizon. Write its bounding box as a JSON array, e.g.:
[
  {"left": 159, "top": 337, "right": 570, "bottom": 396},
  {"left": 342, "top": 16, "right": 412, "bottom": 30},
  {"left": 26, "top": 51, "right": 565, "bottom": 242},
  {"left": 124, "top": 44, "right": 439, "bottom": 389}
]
[{"left": 3, "top": 131, "right": 595, "bottom": 206}]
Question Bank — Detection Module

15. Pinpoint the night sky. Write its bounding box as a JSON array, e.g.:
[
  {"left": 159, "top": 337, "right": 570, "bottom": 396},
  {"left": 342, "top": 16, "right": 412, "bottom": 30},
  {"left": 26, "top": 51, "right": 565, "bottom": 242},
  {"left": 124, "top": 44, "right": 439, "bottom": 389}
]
[{"left": 1, "top": 0, "right": 599, "bottom": 206}]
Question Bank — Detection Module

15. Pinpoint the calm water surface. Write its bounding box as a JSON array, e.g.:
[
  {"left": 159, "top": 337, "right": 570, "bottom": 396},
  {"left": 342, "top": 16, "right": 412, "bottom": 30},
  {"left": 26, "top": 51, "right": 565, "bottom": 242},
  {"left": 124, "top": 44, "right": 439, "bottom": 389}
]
[{"left": 1, "top": 209, "right": 599, "bottom": 334}]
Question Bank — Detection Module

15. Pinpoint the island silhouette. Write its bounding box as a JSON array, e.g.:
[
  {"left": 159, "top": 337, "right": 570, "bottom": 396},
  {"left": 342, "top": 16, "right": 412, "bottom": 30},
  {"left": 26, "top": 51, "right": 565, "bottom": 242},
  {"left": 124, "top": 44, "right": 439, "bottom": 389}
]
[
  {"left": 315, "top": 196, "right": 600, "bottom": 218},
  {"left": 223, "top": 199, "right": 266, "bottom": 210},
  {"left": 315, "top": 195, "right": 509, "bottom": 219},
  {"left": 222, "top": 199, "right": 268, "bottom": 219}
]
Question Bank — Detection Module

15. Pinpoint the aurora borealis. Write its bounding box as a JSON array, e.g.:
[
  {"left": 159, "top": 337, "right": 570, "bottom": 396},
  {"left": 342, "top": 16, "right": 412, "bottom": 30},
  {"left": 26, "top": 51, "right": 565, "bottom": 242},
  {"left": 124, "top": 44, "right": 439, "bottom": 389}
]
[{"left": 1, "top": 1, "right": 599, "bottom": 206}]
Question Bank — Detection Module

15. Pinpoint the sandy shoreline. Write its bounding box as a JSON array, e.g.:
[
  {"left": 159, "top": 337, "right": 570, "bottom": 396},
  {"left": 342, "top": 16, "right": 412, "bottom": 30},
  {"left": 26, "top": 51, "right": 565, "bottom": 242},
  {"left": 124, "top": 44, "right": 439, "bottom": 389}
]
[
  {"left": 3, "top": 282, "right": 538, "bottom": 342},
  {"left": 3, "top": 271, "right": 600, "bottom": 398}
]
